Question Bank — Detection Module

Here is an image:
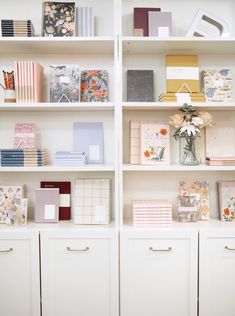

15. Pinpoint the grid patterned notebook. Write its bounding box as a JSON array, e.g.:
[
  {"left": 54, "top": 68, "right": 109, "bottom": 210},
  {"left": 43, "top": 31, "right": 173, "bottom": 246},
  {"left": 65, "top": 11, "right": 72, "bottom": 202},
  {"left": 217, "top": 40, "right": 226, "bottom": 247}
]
[{"left": 74, "top": 178, "right": 110, "bottom": 225}]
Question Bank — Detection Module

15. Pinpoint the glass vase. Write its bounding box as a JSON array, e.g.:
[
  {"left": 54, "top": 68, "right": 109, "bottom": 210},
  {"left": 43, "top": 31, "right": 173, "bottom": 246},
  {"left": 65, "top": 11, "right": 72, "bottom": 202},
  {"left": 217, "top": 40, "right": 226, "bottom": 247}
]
[{"left": 179, "top": 135, "right": 201, "bottom": 166}]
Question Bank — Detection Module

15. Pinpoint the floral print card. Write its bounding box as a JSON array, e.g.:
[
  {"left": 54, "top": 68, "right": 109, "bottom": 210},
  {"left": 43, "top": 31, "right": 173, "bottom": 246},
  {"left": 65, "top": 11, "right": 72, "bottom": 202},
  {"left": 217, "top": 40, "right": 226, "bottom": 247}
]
[
  {"left": 140, "top": 123, "right": 170, "bottom": 165},
  {"left": 218, "top": 181, "right": 235, "bottom": 222},
  {"left": 0, "top": 186, "right": 24, "bottom": 224},
  {"left": 42, "top": 2, "right": 75, "bottom": 37},
  {"left": 180, "top": 181, "right": 210, "bottom": 220},
  {"left": 80, "top": 70, "right": 109, "bottom": 102}
]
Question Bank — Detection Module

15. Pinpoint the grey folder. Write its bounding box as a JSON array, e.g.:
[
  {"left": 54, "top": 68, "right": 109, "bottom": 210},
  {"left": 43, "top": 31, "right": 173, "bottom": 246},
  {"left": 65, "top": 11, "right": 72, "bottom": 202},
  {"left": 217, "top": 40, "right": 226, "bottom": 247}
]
[
  {"left": 127, "top": 70, "right": 154, "bottom": 102},
  {"left": 148, "top": 12, "right": 172, "bottom": 37},
  {"left": 73, "top": 122, "right": 104, "bottom": 164}
]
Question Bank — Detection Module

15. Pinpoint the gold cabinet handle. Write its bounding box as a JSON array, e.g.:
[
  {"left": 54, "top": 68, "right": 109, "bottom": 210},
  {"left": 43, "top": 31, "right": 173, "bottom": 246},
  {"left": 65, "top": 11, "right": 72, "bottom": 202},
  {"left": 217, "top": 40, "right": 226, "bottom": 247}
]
[
  {"left": 66, "top": 246, "right": 90, "bottom": 252},
  {"left": 149, "top": 246, "right": 172, "bottom": 252},
  {"left": 225, "top": 246, "right": 235, "bottom": 251},
  {"left": 0, "top": 248, "right": 13, "bottom": 253}
]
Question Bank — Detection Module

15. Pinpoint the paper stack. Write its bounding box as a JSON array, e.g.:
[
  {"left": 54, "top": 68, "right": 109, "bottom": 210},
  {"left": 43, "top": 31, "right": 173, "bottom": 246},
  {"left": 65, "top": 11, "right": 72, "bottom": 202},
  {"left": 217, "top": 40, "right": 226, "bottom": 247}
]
[
  {"left": 160, "top": 55, "right": 205, "bottom": 103},
  {"left": 0, "top": 149, "right": 47, "bottom": 167},
  {"left": 54, "top": 151, "right": 86, "bottom": 167},
  {"left": 1, "top": 19, "right": 34, "bottom": 37},
  {"left": 14, "top": 61, "right": 44, "bottom": 103},
  {"left": 206, "top": 157, "right": 235, "bottom": 166},
  {"left": 133, "top": 200, "right": 172, "bottom": 227}
]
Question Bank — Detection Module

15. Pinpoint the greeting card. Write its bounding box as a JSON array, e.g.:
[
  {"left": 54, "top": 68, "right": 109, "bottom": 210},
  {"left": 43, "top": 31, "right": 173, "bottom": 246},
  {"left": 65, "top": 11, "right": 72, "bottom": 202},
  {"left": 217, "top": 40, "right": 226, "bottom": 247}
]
[
  {"left": 140, "top": 123, "right": 170, "bottom": 165},
  {"left": 180, "top": 181, "right": 210, "bottom": 220}
]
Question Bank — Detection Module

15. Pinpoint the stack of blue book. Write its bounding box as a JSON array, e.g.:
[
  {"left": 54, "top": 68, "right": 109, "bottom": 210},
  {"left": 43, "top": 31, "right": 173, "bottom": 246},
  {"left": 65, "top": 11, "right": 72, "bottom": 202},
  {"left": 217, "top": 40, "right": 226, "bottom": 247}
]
[
  {"left": 55, "top": 151, "right": 86, "bottom": 167},
  {"left": 0, "top": 149, "right": 47, "bottom": 167}
]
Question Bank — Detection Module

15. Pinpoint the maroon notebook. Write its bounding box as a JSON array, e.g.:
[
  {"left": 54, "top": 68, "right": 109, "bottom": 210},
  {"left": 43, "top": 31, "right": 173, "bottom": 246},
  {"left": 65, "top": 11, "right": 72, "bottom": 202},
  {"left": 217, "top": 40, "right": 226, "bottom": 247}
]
[
  {"left": 41, "top": 181, "right": 71, "bottom": 220},
  {"left": 134, "top": 8, "right": 161, "bottom": 36}
]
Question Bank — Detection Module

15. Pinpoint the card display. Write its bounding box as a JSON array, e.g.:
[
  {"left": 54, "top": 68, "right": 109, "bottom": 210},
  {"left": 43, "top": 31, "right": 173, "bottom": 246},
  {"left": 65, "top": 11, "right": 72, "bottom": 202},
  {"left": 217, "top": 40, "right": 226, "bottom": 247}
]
[
  {"left": 42, "top": 2, "right": 75, "bottom": 37},
  {"left": 140, "top": 123, "right": 170, "bottom": 165},
  {"left": 202, "top": 69, "right": 232, "bottom": 102},
  {"left": 41, "top": 181, "right": 71, "bottom": 220},
  {"left": 50, "top": 65, "right": 80, "bottom": 102},
  {"left": 127, "top": 70, "right": 154, "bottom": 102},
  {"left": 218, "top": 181, "right": 235, "bottom": 221},
  {"left": 80, "top": 70, "right": 108, "bottom": 102},
  {"left": 0, "top": 186, "right": 24, "bottom": 224},
  {"left": 180, "top": 181, "right": 210, "bottom": 220},
  {"left": 134, "top": 7, "right": 161, "bottom": 36},
  {"left": 14, "top": 123, "right": 36, "bottom": 149},
  {"left": 35, "top": 188, "right": 59, "bottom": 223},
  {"left": 73, "top": 122, "right": 104, "bottom": 164},
  {"left": 74, "top": 178, "right": 110, "bottom": 225}
]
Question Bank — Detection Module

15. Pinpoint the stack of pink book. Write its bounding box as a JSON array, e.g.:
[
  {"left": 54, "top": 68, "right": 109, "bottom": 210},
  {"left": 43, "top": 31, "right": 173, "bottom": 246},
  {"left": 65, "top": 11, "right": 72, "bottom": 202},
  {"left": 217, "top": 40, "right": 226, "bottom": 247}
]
[
  {"left": 206, "top": 157, "right": 235, "bottom": 166},
  {"left": 133, "top": 200, "right": 172, "bottom": 227},
  {"left": 14, "top": 61, "right": 44, "bottom": 103}
]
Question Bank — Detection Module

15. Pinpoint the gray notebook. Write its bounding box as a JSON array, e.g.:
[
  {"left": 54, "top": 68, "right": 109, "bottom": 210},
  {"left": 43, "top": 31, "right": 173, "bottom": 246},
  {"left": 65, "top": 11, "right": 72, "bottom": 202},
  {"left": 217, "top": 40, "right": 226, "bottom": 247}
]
[
  {"left": 148, "top": 12, "right": 172, "bottom": 37},
  {"left": 73, "top": 122, "right": 104, "bottom": 164},
  {"left": 127, "top": 70, "right": 154, "bottom": 102},
  {"left": 35, "top": 188, "right": 59, "bottom": 223}
]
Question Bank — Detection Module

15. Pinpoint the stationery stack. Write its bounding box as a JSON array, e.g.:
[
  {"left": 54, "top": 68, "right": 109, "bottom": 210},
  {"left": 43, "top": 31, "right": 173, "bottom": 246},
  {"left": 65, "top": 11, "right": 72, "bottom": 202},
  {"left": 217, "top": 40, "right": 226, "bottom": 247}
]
[
  {"left": 206, "top": 157, "right": 235, "bottom": 166},
  {"left": 74, "top": 178, "right": 111, "bottom": 225},
  {"left": 14, "top": 61, "right": 44, "bottom": 103},
  {"left": 1, "top": 19, "right": 34, "bottom": 37},
  {"left": 0, "top": 149, "right": 47, "bottom": 167},
  {"left": 129, "top": 121, "right": 170, "bottom": 165},
  {"left": 202, "top": 69, "right": 233, "bottom": 102},
  {"left": 134, "top": 8, "right": 172, "bottom": 37},
  {"left": 218, "top": 181, "right": 235, "bottom": 221},
  {"left": 54, "top": 151, "right": 86, "bottom": 166},
  {"left": 160, "top": 55, "right": 205, "bottom": 103},
  {"left": 133, "top": 200, "right": 172, "bottom": 227}
]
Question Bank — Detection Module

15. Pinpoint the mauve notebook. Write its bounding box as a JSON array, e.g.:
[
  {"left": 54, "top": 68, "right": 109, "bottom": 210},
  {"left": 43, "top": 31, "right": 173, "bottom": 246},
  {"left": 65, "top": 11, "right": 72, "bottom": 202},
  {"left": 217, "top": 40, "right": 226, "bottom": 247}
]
[
  {"left": 127, "top": 70, "right": 154, "bottom": 102},
  {"left": 73, "top": 122, "right": 104, "bottom": 164},
  {"left": 35, "top": 188, "right": 59, "bottom": 223},
  {"left": 41, "top": 182, "right": 71, "bottom": 220},
  {"left": 148, "top": 12, "right": 172, "bottom": 37},
  {"left": 134, "top": 8, "right": 161, "bottom": 36}
]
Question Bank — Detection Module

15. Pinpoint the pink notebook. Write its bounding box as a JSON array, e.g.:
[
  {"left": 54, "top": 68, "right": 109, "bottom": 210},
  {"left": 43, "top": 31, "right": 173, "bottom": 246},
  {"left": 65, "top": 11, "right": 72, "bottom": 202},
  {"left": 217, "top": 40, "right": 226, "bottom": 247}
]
[{"left": 14, "top": 123, "right": 36, "bottom": 149}]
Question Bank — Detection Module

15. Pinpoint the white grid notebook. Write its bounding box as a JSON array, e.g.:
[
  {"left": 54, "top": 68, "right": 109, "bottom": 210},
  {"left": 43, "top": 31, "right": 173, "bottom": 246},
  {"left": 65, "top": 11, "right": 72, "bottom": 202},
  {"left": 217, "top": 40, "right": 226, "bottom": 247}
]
[{"left": 74, "top": 178, "right": 111, "bottom": 225}]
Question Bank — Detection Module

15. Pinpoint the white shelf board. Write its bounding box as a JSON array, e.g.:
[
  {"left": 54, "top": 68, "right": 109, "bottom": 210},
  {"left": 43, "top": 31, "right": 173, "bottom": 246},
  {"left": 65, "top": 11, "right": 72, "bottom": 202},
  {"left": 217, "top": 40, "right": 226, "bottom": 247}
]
[
  {"left": 0, "top": 165, "right": 115, "bottom": 172},
  {"left": 121, "top": 219, "right": 235, "bottom": 232},
  {"left": 0, "top": 102, "right": 114, "bottom": 112},
  {"left": 122, "top": 102, "right": 235, "bottom": 111},
  {"left": 0, "top": 37, "right": 115, "bottom": 54},
  {"left": 122, "top": 37, "right": 235, "bottom": 54},
  {"left": 122, "top": 164, "right": 235, "bottom": 172}
]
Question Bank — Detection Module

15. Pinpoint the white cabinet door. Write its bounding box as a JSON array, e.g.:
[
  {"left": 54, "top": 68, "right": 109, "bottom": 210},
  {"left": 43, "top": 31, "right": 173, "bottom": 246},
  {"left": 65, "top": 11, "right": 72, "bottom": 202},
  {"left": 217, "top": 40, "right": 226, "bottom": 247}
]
[
  {"left": 0, "top": 231, "right": 40, "bottom": 316},
  {"left": 121, "top": 230, "right": 198, "bottom": 316},
  {"left": 200, "top": 230, "right": 235, "bottom": 316},
  {"left": 41, "top": 230, "right": 118, "bottom": 316}
]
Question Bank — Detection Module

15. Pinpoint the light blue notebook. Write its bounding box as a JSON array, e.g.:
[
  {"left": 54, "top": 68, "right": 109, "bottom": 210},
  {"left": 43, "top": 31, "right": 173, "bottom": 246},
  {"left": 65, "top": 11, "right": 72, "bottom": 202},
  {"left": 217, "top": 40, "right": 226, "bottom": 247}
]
[{"left": 73, "top": 122, "right": 104, "bottom": 164}]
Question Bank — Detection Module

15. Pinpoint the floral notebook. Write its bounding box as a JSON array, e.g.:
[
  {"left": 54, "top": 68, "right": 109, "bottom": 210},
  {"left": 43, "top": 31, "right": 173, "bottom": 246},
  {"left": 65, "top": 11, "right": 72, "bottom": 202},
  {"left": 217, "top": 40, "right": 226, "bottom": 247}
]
[
  {"left": 180, "top": 181, "right": 210, "bottom": 220},
  {"left": 218, "top": 181, "right": 235, "bottom": 222},
  {"left": 50, "top": 65, "right": 80, "bottom": 102},
  {"left": 140, "top": 123, "right": 170, "bottom": 165},
  {"left": 42, "top": 2, "right": 75, "bottom": 37},
  {"left": 80, "top": 70, "right": 108, "bottom": 102},
  {"left": 14, "top": 123, "right": 36, "bottom": 149},
  {"left": 0, "top": 186, "right": 24, "bottom": 224}
]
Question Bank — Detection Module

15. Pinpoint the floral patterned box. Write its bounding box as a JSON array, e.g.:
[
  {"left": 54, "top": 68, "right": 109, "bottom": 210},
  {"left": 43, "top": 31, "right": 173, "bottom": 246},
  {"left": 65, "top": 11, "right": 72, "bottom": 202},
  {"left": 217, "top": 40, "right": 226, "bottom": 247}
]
[
  {"left": 218, "top": 181, "right": 235, "bottom": 222},
  {"left": 202, "top": 69, "right": 232, "bottom": 102},
  {"left": 42, "top": 2, "right": 75, "bottom": 37},
  {"left": 140, "top": 123, "right": 170, "bottom": 165},
  {"left": 0, "top": 186, "right": 24, "bottom": 224},
  {"left": 80, "top": 70, "right": 108, "bottom": 102},
  {"left": 180, "top": 181, "right": 210, "bottom": 220}
]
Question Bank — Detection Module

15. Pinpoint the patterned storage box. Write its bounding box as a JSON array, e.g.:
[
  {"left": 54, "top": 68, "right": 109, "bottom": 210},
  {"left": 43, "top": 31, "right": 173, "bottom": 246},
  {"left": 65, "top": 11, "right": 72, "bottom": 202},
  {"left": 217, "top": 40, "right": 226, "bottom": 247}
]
[{"left": 74, "top": 178, "right": 111, "bottom": 225}]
